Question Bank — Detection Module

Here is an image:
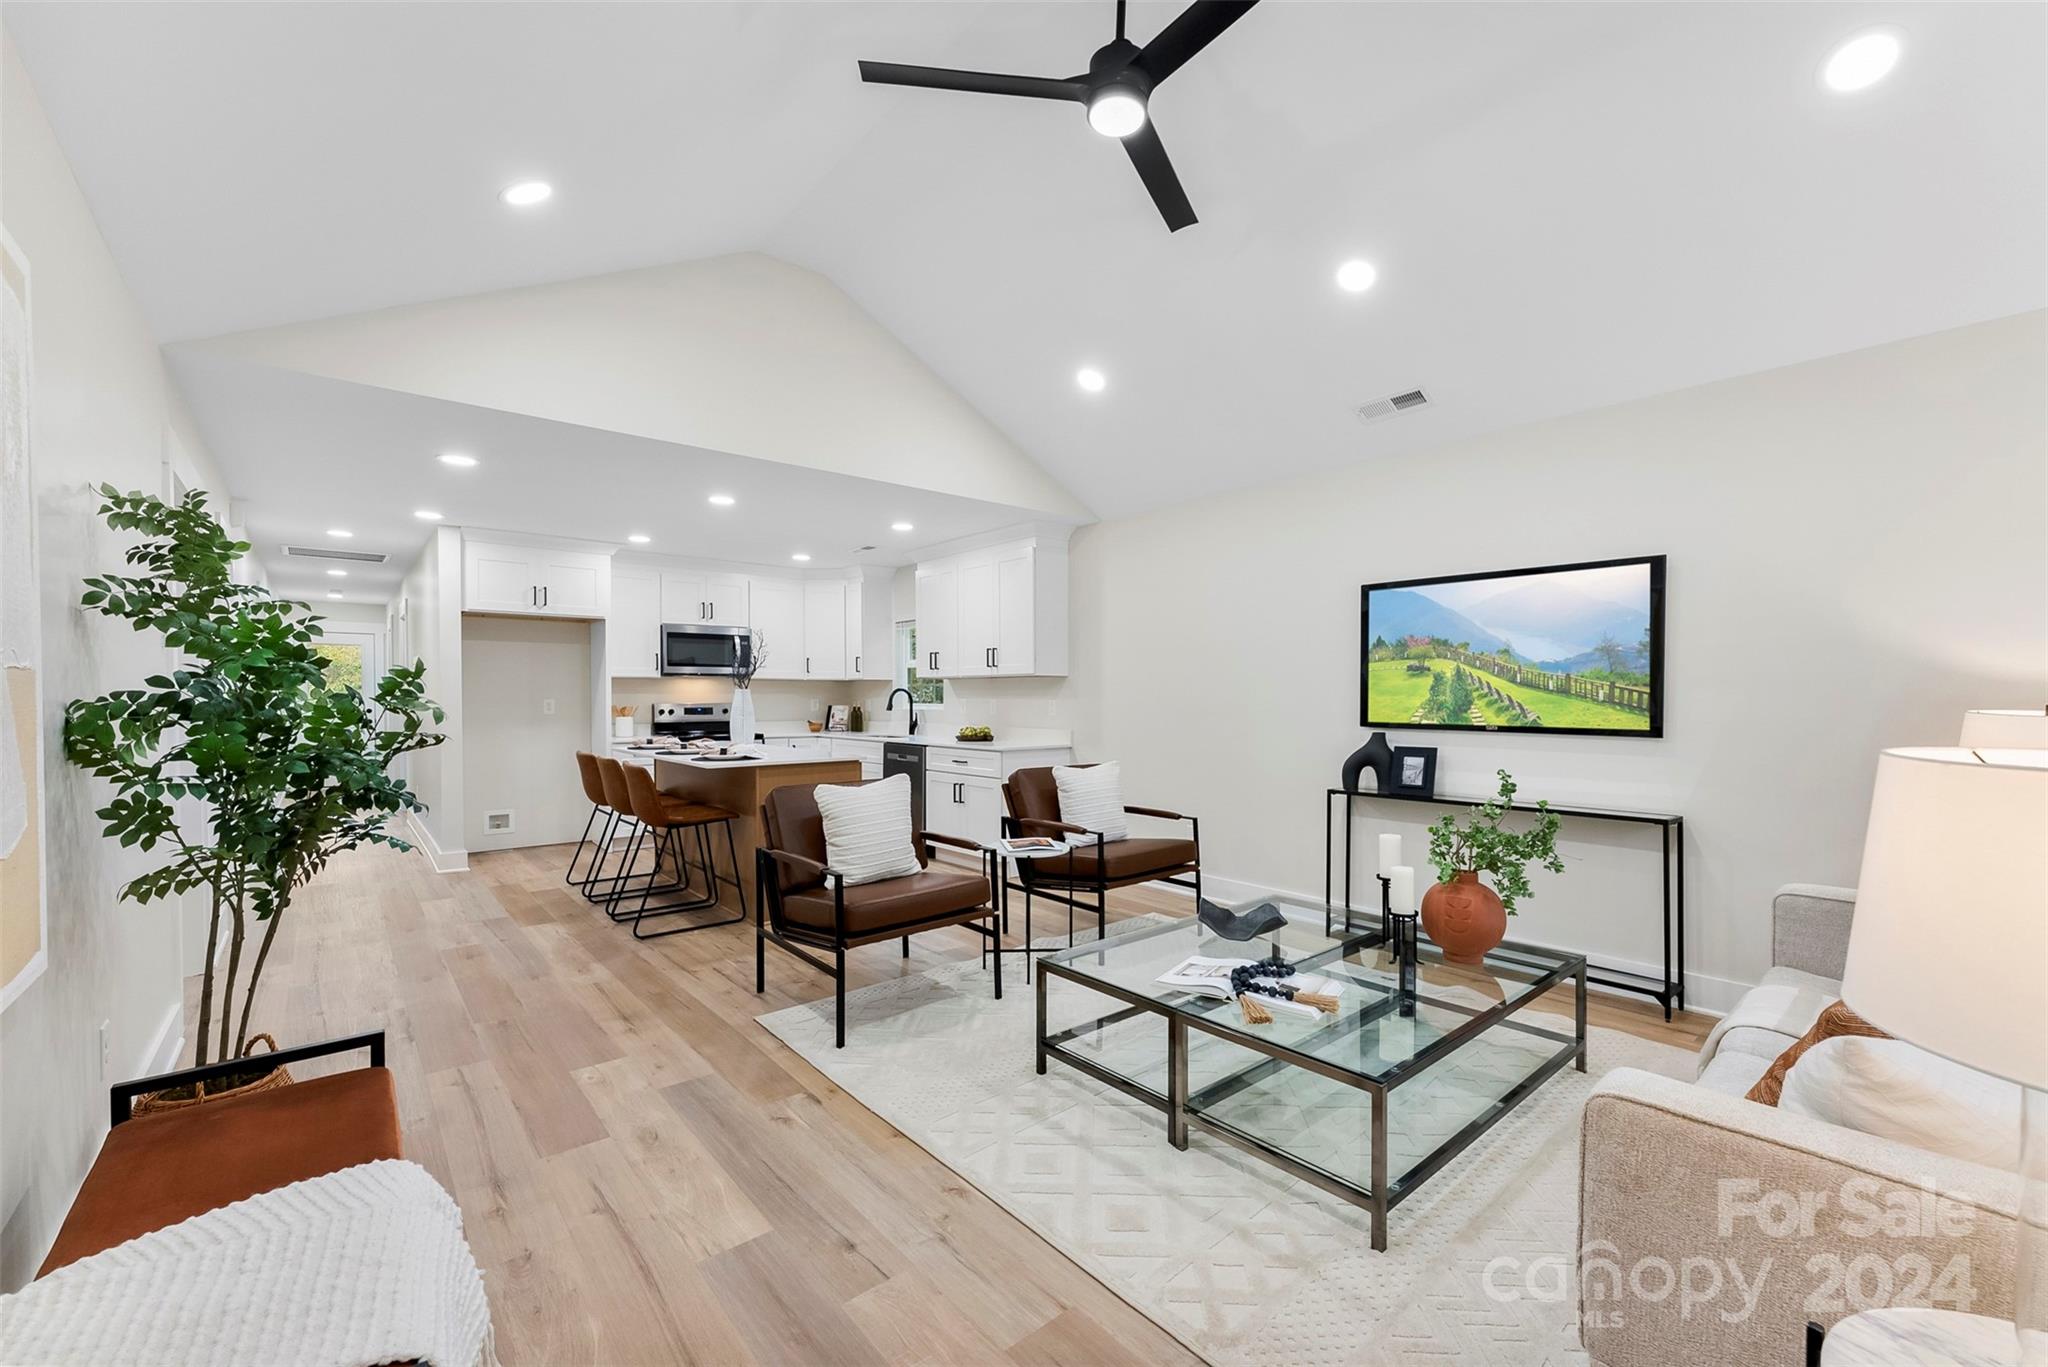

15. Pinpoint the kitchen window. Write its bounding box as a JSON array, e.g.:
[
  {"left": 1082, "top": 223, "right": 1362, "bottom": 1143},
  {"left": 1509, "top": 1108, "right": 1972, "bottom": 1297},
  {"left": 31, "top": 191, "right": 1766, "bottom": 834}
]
[{"left": 896, "top": 621, "right": 944, "bottom": 707}]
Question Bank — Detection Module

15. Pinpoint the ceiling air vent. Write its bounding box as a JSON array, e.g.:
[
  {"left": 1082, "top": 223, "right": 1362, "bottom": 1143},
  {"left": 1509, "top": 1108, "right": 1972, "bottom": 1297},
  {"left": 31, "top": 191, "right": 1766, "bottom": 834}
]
[
  {"left": 281, "top": 544, "right": 389, "bottom": 564},
  {"left": 1354, "top": 388, "right": 1430, "bottom": 426}
]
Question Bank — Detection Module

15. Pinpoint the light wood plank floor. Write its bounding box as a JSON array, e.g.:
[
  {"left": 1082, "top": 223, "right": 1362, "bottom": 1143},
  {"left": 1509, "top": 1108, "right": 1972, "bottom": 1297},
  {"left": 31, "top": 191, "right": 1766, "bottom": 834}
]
[{"left": 201, "top": 842, "right": 1711, "bottom": 1366}]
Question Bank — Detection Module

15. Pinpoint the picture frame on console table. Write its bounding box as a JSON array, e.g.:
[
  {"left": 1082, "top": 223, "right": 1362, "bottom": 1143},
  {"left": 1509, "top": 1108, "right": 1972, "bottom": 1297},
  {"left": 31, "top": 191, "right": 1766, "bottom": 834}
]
[{"left": 1391, "top": 746, "right": 1437, "bottom": 798}]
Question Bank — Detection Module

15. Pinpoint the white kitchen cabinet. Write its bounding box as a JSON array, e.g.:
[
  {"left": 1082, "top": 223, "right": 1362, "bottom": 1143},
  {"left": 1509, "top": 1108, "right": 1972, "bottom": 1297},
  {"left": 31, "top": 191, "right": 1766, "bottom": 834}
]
[
  {"left": 607, "top": 566, "right": 663, "bottom": 678},
  {"left": 463, "top": 537, "right": 611, "bottom": 619},
  {"left": 927, "top": 774, "right": 1002, "bottom": 846},
  {"left": 801, "top": 580, "right": 847, "bottom": 679},
  {"left": 844, "top": 570, "right": 895, "bottom": 681},
  {"left": 660, "top": 572, "right": 749, "bottom": 628},
  {"left": 914, "top": 534, "right": 1067, "bottom": 678},
  {"left": 747, "top": 577, "right": 805, "bottom": 679},
  {"left": 914, "top": 561, "right": 959, "bottom": 677}
]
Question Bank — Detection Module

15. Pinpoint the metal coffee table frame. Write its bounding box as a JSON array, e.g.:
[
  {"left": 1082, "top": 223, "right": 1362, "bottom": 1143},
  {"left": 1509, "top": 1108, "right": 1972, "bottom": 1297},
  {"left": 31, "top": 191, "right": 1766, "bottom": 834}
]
[{"left": 1034, "top": 914, "right": 1587, "bottom": 1250}]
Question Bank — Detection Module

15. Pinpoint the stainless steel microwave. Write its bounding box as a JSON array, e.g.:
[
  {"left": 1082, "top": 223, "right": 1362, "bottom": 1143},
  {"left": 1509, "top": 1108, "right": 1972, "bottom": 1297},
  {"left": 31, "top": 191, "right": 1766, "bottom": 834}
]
[{"left": 658, "top": 624, "right": 752, "bottom": 677}]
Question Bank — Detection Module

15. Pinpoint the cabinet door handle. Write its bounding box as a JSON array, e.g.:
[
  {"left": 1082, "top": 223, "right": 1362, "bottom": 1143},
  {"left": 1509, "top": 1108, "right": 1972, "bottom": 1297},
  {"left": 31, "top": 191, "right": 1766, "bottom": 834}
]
[
  {"left": 542, "top": 586, "right": 549, "bottom": 608},
  {"left": 853, "top": 654, "right": 860, "bottom": 674},
  {"left": 805, "top": 657, "right": 811, "bottom": 674},
  {"left": 655, "top": 650, "right": 661, "bottom": 673},
  {"left": 991, "top": 647, "right": 998, "bottom": 668}
]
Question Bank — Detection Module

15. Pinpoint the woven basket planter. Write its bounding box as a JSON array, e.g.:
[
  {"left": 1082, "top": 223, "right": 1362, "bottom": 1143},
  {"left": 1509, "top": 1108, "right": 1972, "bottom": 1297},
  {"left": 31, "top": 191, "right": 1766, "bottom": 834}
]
[{"left": 130, "top": 1033, "right": 293, "bottom": 1117}]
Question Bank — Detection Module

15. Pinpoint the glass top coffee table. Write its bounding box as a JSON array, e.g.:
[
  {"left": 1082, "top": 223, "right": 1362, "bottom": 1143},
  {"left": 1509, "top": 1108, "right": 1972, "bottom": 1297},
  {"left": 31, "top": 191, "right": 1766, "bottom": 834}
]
[{"left": 1033, "top": 896, "right": 1586, "bottom": 1250}]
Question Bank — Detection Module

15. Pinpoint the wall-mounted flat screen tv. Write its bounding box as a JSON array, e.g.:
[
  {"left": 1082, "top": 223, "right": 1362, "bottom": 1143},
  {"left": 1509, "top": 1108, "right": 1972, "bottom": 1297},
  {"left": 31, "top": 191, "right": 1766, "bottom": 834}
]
[{"left": 1361, "top": 555, "right": 1665, "bottom": 737}]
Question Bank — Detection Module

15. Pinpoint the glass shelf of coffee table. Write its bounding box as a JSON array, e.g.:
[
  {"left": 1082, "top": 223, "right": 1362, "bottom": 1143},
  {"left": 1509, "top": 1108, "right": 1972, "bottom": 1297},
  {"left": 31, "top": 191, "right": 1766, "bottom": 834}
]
[{"left": 1033, "top": 893, "right": 1586, "bottom": 1250}]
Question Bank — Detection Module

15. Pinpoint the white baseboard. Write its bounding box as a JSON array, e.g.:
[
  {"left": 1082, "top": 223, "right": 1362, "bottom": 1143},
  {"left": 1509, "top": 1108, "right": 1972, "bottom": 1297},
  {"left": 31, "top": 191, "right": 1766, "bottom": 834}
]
[
  {"left": 406, "top": 811, "right": 469, "bottom": 873},
  {"left": 1175, "top": 870, "right": 1747, "bottom": 1018}
]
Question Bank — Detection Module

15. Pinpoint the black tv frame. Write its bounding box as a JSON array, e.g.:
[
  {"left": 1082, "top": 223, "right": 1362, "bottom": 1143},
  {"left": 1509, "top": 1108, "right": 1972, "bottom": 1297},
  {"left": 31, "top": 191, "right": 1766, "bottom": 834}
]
[{"left": 1360, "top": 554, "right": 1666, "bottom": 739}]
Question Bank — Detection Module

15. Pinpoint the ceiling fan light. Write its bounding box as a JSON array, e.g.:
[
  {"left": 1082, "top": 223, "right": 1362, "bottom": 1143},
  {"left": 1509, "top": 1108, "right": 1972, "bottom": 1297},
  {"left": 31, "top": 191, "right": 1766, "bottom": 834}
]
[{"left": 1087, "top": 88, "right": 1147, "bottom": 138}]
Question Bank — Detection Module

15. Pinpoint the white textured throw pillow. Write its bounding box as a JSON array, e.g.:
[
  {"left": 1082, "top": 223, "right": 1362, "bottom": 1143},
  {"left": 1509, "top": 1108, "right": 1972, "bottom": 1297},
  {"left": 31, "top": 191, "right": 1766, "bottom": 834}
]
[
  {"left": 813, "top": 773, "right": 924, "bottom": 886},
  {"left": 1780, "top": 1036, "right": 2023, "bottom": 1171},
  {"left": 1052, "top": 762, "right": 1128, "bottom": 844}
]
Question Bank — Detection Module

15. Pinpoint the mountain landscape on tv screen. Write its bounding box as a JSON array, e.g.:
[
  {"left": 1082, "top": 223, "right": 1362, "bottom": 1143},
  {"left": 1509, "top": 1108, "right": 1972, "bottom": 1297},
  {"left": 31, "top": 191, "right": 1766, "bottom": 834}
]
[{"left": 1365, "top": 563, "right": 1656, "bottom": 733}]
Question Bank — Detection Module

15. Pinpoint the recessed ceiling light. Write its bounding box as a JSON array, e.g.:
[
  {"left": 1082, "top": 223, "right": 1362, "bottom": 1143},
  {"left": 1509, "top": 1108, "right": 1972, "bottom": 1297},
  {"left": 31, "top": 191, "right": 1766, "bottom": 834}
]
[
  {"left": 414, "top": 509, "right": 443, "bottom": 521},
  {"left": 707, "top": 493, "right": 736, "bottom": 507},
  {"left": 437, "top": 452, "right": 478, "bottom": 468},
  {"left": 1076, "top": 367, "right": 1107, "bottom": 393},
  {"left": 1335, "top": 259, "right": 1378, "bottom": 293},
  {"left": 1822, "top": 30, "right": 1902, "bottom": 93},
  {"left": 790, "top": 552, "right": 812, "bottom": 562},
  {"left": 325, "top": 528, "right": 353, "bottom": 539},
  {"left": 500, "top": 180, "right": 553, "bottom": 207},
  {"left": 326, "top": 592, "right": 343, "bottom": 600},
  {"left": 326, "top": 569, "right": 347, "bottom": 578},
  {"left": 891, "top": 521, "right": 914, "bottom": 532},
  {"left": 627, "top": 533, "right": 651, "bottom": 544}
]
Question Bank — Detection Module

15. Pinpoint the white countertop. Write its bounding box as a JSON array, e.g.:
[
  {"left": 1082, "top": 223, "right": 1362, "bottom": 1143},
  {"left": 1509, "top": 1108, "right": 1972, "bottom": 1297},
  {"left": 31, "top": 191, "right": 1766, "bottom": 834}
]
[
  {"left": 645, "top": 750, "right": 862, "bottom": 770},
  {"left": 754, "top": 727, "right": 1073, "bottom": 753}
]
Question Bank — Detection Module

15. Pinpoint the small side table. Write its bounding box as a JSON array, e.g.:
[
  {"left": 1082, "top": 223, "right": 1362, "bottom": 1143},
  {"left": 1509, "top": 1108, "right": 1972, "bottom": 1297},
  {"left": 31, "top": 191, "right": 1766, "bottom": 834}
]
[
  {"left": 994, "top": 841, "right": 1091, "bottom": 983},
  {"left": 1816, "top": 1309, "right": 2019, "bottom": 1366}
]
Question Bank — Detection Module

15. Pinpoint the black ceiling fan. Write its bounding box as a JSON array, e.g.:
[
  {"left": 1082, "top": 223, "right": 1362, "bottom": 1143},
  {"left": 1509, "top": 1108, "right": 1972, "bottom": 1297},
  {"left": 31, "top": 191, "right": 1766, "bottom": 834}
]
[{"left": 858, "top": 0, "right": 1261, "bottom": 232}]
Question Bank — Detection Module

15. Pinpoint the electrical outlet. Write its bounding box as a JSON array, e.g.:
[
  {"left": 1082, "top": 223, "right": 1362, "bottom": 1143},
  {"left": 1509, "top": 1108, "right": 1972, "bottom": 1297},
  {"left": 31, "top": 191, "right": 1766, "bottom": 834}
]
[
  {"left": 542, "top": 698, "right": 556, "bottom": 715},
  {"left": 809, "top": 697, "right": 821, "bottom": 712},
  {"left": 99, "top": 1019, "right": 111, "bottom": 1081}
]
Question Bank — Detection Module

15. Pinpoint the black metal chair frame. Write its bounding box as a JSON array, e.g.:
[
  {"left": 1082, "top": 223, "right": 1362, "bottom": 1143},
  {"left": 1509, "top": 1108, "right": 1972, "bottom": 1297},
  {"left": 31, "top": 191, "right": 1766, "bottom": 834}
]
[
  {"left": 110, "top": 1031, "right": 385, "bottom": 1127},
  {"left": 754, "top": 835, "right": 1001, "bottom": 1048},
  {"left": 604, "top": 809, "right": 747, "bottom": 939},
  {"left": 1002, "top": 808, "right": 1201, "bottom": 946}
]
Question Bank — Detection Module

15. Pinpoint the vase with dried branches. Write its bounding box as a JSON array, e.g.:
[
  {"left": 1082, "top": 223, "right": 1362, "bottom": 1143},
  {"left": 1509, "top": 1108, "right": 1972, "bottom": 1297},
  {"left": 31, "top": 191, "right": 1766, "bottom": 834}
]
[
  {"left": 730, "top": 630, "right": 766, "bottom": 745},
  {"left": 62, "top": 486, "right": 445, "bottom": 1092}
]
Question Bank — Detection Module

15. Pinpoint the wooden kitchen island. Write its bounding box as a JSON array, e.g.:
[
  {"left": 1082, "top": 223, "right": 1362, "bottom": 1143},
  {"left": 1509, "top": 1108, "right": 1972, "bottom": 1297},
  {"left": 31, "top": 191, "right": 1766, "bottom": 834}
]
[{"left": 652, "top": 752, "right": 860, "bottom": 900}]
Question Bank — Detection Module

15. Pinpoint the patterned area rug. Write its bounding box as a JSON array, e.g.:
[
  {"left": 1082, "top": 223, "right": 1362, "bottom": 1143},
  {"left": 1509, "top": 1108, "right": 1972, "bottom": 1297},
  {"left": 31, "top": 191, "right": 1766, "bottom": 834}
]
[{"left": 757, "top": 916, "right": 1694, "bottom": 1366}]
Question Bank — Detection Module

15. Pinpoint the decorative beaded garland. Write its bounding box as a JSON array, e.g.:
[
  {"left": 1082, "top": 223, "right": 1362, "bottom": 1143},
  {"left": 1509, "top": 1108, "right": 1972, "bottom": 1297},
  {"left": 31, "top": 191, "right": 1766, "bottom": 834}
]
[{"left": 1229, "top": 954, "right": 1340, "bottom": 1024}]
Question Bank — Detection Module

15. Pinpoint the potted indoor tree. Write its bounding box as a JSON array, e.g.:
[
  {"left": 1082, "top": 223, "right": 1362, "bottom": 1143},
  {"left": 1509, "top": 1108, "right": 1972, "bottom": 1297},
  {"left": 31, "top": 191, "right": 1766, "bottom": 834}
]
[
  {"left": 1421, "top": 769, "right": 1564, "bottom": 963},
  {"left": 63, "top": 486, "right": 444, "bottom": 1105}
]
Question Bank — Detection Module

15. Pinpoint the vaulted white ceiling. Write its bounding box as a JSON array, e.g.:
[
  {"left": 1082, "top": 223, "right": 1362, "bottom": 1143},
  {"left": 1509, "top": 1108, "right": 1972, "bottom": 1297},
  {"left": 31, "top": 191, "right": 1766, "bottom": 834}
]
[{"left": 9, "top": 1, "right": 2045, "bottom": 523}]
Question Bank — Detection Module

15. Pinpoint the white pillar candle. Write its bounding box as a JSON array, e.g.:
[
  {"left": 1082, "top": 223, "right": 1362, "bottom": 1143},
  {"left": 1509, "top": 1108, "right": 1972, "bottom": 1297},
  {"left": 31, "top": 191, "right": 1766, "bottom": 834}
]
[
  {"left": 1378, "top": 833, "right": 1402, "bottom": 879},
  {"left": 1389, "top": 865, "right": 1416, "bottom": 914}
]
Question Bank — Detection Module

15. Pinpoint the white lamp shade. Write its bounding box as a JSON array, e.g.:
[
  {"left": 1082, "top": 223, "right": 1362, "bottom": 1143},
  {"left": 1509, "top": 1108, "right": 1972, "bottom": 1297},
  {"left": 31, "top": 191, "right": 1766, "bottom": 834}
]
[
  {"left": 1841, "top": 747, "right": 2048, "bottom": 1089},
  {"left": 1960, "top": 707, "right": 2048, "bottom": 749}
]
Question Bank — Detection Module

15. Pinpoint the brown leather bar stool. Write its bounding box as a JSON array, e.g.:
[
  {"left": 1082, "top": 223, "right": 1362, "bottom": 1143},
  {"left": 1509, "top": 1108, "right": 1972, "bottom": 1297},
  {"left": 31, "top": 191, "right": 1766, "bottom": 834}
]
[
  {"left": 615, "top": 762, "right": 747, "bottom": 939},
  {"left": 589, "top": 757, "right": 684, "bottom": 910},
  {"left": 568, "top": 752, "right": 617, "bottom": 897}
]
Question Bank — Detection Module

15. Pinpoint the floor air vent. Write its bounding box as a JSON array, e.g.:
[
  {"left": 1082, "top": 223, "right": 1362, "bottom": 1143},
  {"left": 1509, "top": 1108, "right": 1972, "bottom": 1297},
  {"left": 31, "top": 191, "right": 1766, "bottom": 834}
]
[
  {"left": 282, "top": 544, "right": 389, "bottom": 564},
  {"left": 483, "top": 810, "right": 515, "bottom": 834},
  {"left": 1354, "top": 388, "right": 1430, "bottom": 426}
]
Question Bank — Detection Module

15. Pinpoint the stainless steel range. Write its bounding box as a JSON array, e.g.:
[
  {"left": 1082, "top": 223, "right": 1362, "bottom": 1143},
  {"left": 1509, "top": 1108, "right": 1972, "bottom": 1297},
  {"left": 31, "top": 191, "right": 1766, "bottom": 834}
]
[{"left": 651, "top": 703, "right": 730, "bottom": 743}]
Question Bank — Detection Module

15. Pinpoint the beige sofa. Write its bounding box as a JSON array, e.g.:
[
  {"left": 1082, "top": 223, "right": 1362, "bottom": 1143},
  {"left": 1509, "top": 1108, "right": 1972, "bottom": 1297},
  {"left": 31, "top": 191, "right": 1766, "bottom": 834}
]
[{"left": 1579, "top": 885, "right": 2020, "bottom": 1367}]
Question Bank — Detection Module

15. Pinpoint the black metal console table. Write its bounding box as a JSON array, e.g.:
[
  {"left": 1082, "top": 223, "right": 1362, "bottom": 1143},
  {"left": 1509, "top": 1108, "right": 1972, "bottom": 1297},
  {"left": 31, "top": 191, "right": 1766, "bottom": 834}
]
[{"left": 1324, "top": 787, "right": 1685, "bottom": 1018}]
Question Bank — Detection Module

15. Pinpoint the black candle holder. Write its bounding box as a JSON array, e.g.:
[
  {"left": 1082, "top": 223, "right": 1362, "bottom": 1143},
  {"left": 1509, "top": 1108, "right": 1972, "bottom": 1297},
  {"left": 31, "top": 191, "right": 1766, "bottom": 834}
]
[{"left": 1379, "top": 874, "right": 1418, "bottom": 1016}]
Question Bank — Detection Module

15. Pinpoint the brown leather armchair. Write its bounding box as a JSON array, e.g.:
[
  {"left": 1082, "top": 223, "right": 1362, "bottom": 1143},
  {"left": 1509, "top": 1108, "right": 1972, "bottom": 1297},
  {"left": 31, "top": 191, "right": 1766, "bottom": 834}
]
[
  {"left": 755, "top": 783, "right": 1001, "bottom": 1048},
  {"left": 1001, "top": 765, "right": 1201, "bottom": 945}
]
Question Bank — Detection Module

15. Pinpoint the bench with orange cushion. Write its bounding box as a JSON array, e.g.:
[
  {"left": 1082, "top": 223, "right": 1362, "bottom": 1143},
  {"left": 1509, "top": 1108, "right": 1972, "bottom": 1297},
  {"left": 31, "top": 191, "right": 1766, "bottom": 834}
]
[{"left": 37, "top": 1031, "right": 399, "bottom": 1279}]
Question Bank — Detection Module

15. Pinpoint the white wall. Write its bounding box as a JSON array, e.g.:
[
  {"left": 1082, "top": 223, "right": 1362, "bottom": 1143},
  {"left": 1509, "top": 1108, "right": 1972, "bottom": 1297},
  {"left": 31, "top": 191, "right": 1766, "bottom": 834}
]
[
  {"left": 1061, "top": 312, "right": 2047, "bottom": 1010},
  {"left": 461, "top": 616, "right": 594, "bottom": 852},
  {"left": 394, "top": 526, "right": 465, "bottom": 870},
  {"left": 0, "top": 34, "right": 232, "bottom": 1288},
  {"left": 190, "top": 253, "right": 1089, "bottom": 519}
]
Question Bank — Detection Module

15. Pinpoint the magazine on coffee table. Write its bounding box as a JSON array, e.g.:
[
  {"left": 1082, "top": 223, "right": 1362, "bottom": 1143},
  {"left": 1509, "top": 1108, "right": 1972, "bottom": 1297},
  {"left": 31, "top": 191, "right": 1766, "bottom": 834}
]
[{"left": 1155, "top": 955, "right": 1346, "bottom": 1018}]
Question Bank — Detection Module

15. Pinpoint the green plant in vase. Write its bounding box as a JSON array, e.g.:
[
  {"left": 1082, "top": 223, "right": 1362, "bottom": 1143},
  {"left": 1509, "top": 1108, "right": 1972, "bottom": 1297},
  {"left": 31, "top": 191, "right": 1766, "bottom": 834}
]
[
  {"left": 63, "top": 486, "right": 445, "bottom": 1090},
  {"left": 1420, "top": 769, "right": 1564, "bottom": 963}
]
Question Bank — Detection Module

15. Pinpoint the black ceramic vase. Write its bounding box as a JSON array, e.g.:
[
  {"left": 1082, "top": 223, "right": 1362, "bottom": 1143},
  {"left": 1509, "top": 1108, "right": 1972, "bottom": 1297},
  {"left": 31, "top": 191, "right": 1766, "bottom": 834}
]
[{"left": 1342, "top": 731, "right": 1396, "bottom": 793}]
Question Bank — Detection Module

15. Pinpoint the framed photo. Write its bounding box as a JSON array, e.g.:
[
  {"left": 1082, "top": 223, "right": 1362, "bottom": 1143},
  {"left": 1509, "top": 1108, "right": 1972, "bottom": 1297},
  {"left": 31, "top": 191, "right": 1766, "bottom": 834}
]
[
  {"left": 1391, "top": 745, "right": 1437, "bottom": 798},
  {"left": 825, "top": 704, "right": 852, "bottom": 732}
]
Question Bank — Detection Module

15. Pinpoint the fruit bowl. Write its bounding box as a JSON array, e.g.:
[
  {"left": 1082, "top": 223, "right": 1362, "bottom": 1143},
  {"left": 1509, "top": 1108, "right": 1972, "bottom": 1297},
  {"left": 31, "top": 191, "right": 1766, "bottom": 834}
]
[{"left": 955, "top": 725, "right": 994, "bottom": 743}]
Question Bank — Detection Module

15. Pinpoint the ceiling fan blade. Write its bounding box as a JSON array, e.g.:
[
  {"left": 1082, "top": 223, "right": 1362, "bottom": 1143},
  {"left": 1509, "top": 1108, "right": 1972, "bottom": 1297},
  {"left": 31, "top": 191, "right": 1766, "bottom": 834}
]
[
  {"left": 1122, "top": 120, "right": 1197, "bottom": 231},
  {"left": 858, "top": 61, "right": 1088, "bottom": 102},
  {"left": 1132, "top": 0, "right": 1261, "bottom": 85}
]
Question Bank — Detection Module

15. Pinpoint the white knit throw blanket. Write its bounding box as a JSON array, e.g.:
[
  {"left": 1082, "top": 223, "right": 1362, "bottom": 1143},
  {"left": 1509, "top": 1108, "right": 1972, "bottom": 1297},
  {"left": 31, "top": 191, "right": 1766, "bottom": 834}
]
[{"left": 1, "top": 1159, "right": 496, "bottom": 1367}]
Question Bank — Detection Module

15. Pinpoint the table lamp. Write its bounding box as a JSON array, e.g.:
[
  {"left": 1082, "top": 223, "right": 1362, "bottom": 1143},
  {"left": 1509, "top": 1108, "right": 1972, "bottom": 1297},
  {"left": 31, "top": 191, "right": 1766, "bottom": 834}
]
[
  {"left": 1841, "top": 746, "right": 2048, "bottom": 1362},
  {"left": 1961, "top": 707, "right": 2048, "bottom": 750}
]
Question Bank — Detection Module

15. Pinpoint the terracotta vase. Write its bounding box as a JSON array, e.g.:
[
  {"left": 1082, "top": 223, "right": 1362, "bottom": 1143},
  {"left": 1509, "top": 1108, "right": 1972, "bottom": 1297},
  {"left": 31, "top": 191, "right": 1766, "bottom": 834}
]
[{"left": 1420, "top": 871, "right": 1507, "bottom": 965}]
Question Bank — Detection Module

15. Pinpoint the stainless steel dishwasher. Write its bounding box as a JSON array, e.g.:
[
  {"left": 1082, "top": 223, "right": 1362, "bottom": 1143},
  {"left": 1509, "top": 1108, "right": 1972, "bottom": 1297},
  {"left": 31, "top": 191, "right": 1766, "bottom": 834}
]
[{"left": 882, "top": 741, "right": 926, "bottom": 832}]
